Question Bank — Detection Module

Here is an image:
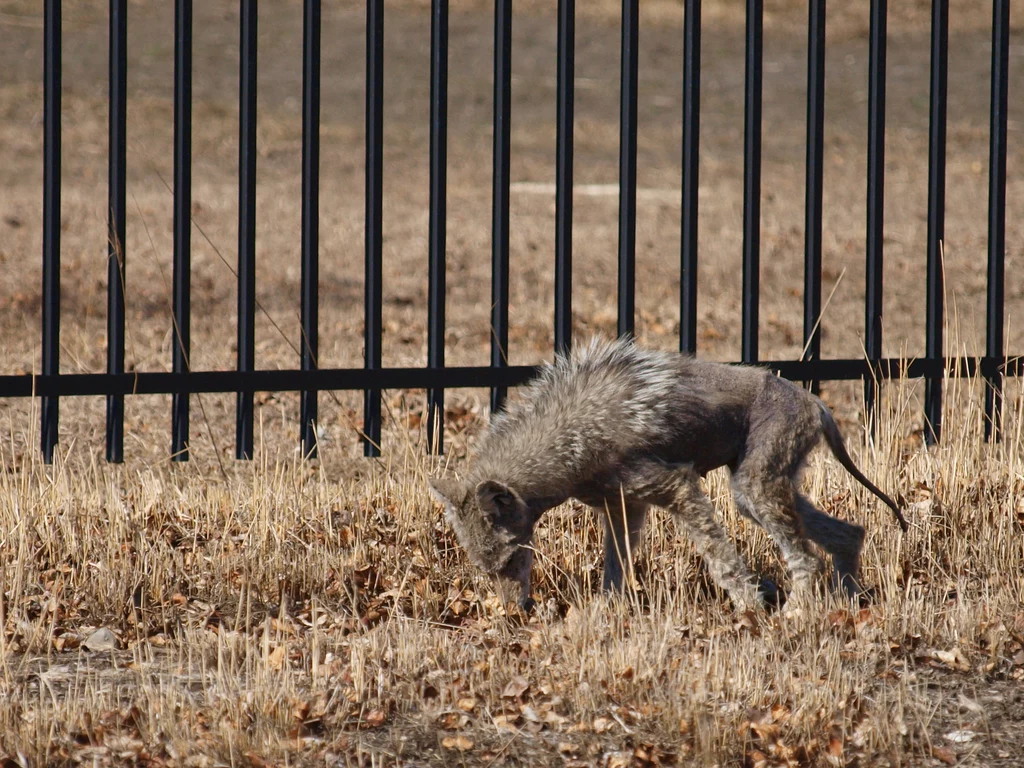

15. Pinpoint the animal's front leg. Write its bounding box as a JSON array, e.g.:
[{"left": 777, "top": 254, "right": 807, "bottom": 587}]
[
  {"left": 496, "top": 546, "right": 535, "bottom": 612},
  {"left": 600, "top": 502, "right": 648, "bottom": 592}
]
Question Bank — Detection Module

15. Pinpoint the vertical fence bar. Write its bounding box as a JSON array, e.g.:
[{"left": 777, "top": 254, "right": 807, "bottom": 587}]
[
  {"left": 364, "top": 0, "right": 384, "bottom": 455},
  {"left": 236, "top": 0, "right": 257, "bottom": 460},
  {"left": 803, "top": 0, "right": 825, "bottom": 393},
  {"left": 427, "top": 0, "right": 449, "bottom": 453},
  {"left": 106, "top": 0, "right": 127, "bottom": 464},
  {"left": 864, "top": 0, "right": 886, "bottom": 431},
  {"left": 300, "top": 0, "right": 321, "bottom": 458},
  {"left": 924, "top": 0, "right": 948, "bottom": 444},
  {"left": 554, "top": 0, "right": 574, "bottom": 356},
  {"left": 617, "top": 0, "right": 638, "bottom": 339},
  {"left": 741, "top": 0, "right": 762, "bottom": 364},
  {"left": 680, "top": 0, "right": 700, "bottom": 355},
  {"left": 42, "top": 0, "right": 61, "bottom": 464},
  {"left": 172, "top": 0, "right": 192, "bottom": 461},
  {"left": 985, "top": 0, "right": 1009, "bottom": 442},
  {"left": 490, "top": 0, "right": 511, "bottom": 413}
]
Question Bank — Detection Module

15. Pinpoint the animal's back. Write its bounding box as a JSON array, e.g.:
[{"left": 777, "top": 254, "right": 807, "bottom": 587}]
[{"left": 473, "top": 339, "right": 766, "bottom": 495}]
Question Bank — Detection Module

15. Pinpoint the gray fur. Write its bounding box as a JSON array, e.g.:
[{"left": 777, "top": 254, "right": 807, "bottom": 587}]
[{"left": 428, "top": 337, "right": 905, "bottom": 611}]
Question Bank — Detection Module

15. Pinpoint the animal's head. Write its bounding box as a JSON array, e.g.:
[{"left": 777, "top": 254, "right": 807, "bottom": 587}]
[{"left": 428, "top": 476, "right": 536, "bottom": 610}]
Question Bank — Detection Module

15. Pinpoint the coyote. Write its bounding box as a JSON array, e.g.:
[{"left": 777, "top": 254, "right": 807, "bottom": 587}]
[{"left": 429, "top": 338, "right": 906, "bottom": 612}]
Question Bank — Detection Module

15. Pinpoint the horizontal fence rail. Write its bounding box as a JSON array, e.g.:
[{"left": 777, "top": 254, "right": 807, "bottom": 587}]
[
  {"left": 9, "top": 0, "right": 1018, "bottom": 462},
  {"left": 4, "top": 357, "right": 1020, "bottom": 400}
]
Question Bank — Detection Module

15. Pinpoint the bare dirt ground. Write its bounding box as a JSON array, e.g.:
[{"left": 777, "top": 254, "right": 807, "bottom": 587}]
[{"left": 1, "top": 1, "right": 1024, "bottom": 766}]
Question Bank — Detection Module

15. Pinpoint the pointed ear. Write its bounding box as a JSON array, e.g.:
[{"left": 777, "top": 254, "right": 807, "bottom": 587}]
[
  {"left": 475, "top": 480, "right": 522, "bottom": 521},
  {"left": 428, "top": 477, "right": 465, "bottom": 511}
]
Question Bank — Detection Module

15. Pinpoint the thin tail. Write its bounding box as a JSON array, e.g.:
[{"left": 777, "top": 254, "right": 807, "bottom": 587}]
[{"left": 816, "top": 400, "right": 909, "bottom": 532}]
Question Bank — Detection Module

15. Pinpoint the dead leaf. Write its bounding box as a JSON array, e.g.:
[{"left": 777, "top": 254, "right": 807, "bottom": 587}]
[
  {"left": 439, "top": 712, "right": 469, "bottom": 730},
  {"left": 544, "top": 709, "right": 568, "bottom": 726},
  {"left": 932, "top": 745, "right": 957, "bottom": 765},
  {"left": 291, "top": 699, "right": 311, "bottom": 721},
  {"left": 456, "top": 697, "right": 477, "bottom": 712},
  {"left": 945, "top": 730, "right": 976, "bottom": 744},
  {"left": 493, "top": 713, "right": 520, "bottom": 732},
  {"left": 265, "top": 645, "right": 287, "bottom": 670},
  {"left": 363, "top": 709, "right": 387, "bottom": 728},
  {"left": 441, "top": 735, "right": 473, "bottom": 752},
  {"left": 518, "top": 705, "right": 541, "bottom": 723},
  {"left": 593, "top": 716, "right": 615, "bottom": 733},
  {"left": 502, "top": 675, "right": 530, "bottom": 699},
  {"left": 829, "top": 610, "right": 854, "bottom": 629},
  {"left": 927, "top": 647, "right": 971, "bottom": 671},
  {"left": 83, "top": 628, "right": 118, "bottom": 652},
  {"left": 53, "top": 634, "right": 80, "bottom": 652},
  {"left": 735, "top": 609, "right": 760, "bottom": 632},
  {"left": 827, "top": 734, "right": 843, "bottom": 757},
  {"left": 957, "top": 694, "right": 983, "bottom": 714},
  {"left": 244, "top": 751, "right": 275, "bottom": 768}
]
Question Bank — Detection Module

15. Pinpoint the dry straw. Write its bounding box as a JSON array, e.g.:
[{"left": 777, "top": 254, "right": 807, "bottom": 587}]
[{"left": 1, "top": 354, "right": 1022, "bottom": 766}]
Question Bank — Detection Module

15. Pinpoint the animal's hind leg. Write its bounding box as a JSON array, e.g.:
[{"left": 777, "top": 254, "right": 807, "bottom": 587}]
[
  {"left": 599, "top": 501, "right": 647, "bottom": 592},
  {"left": 731, "top": 385, "right": 827, "bottom": 601},
  {"left": 630, "top": 465, "right": 763, "bottom": 610},
  {"left": 795, "top": 494, "right": 865, "bottom": 598},
  {"left": 731, "top": 473, "right": 825, "bottom": 600}
]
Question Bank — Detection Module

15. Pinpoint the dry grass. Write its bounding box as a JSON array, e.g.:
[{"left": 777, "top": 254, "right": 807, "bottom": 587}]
[
  {"left": 2, "top": 368, "right": 1024, "bottom": 767},
  {"left": 3, "top": 1, "right": 1024, "bottom": 765}
]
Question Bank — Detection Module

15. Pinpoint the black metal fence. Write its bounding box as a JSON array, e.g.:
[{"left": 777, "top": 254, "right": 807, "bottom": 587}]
[{"left": 0, "top": 0, "right": 1017, "bottom": 464}]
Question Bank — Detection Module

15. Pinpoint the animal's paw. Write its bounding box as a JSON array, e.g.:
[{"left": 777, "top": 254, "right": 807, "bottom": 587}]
[
  {"left": 500, "top": 596, "right": 536, "bottom": 626},
  {"left": 756, "top": 577, "right": 785, "bottom": 612},
  {"left": 855, "top": 585, "right": 878, "bottom": 607},
  {"left": 518, "top": 596, "right": 537, "bottom": 614}
]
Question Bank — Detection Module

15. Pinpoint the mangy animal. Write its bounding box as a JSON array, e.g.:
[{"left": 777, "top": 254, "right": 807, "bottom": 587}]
[{"left": 429, "top": 338, "right": 907, "bottom": 612}]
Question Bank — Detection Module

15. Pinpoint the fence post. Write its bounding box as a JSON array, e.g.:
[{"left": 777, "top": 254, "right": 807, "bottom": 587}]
[
  {"left": 803, "top": 0, "right": 825, "bottom": 394},
  {"left": 427, "top": 0, "right": 449, "bottom": 453},
  {"left": 364, "top": 0, "right": 384, "bottom": 456},
  {"left": 172, "top": 0, "right": 192, "bottom": 461},
  {"left": 741, "top": 0, "right": 762, "bottom": 365},
  {"left": 680, "top": 0, "right": 700, "bottom": 356},
  {"left": 106, "top": 0, "right": 128, "bottom": 464},
  {"left": 554, "top": 0, "right": 575, "bottom": 357},
  {"left": 864, "top": 0, "right": 887, "bottom": 434},
  {"left": 985, "top": 0, "right": 1009, "bottom": 442},
  {"left": 924, "top": 0, "right": 948, "bottom": 444},
  {"left": 42, "top": 0, "right": 62, "bottom": 465},
  {"left": 300, "top": 0, "right": 321, "bottom": 459},
  {"left": 236, "top": 0, "right": 258, "bottom": 460},
  {"left": 490, "top": 0, "right": 512, "bottom": 414},
  {"left": 617, "top": 0, "right": 638, "bottom": 339}
]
